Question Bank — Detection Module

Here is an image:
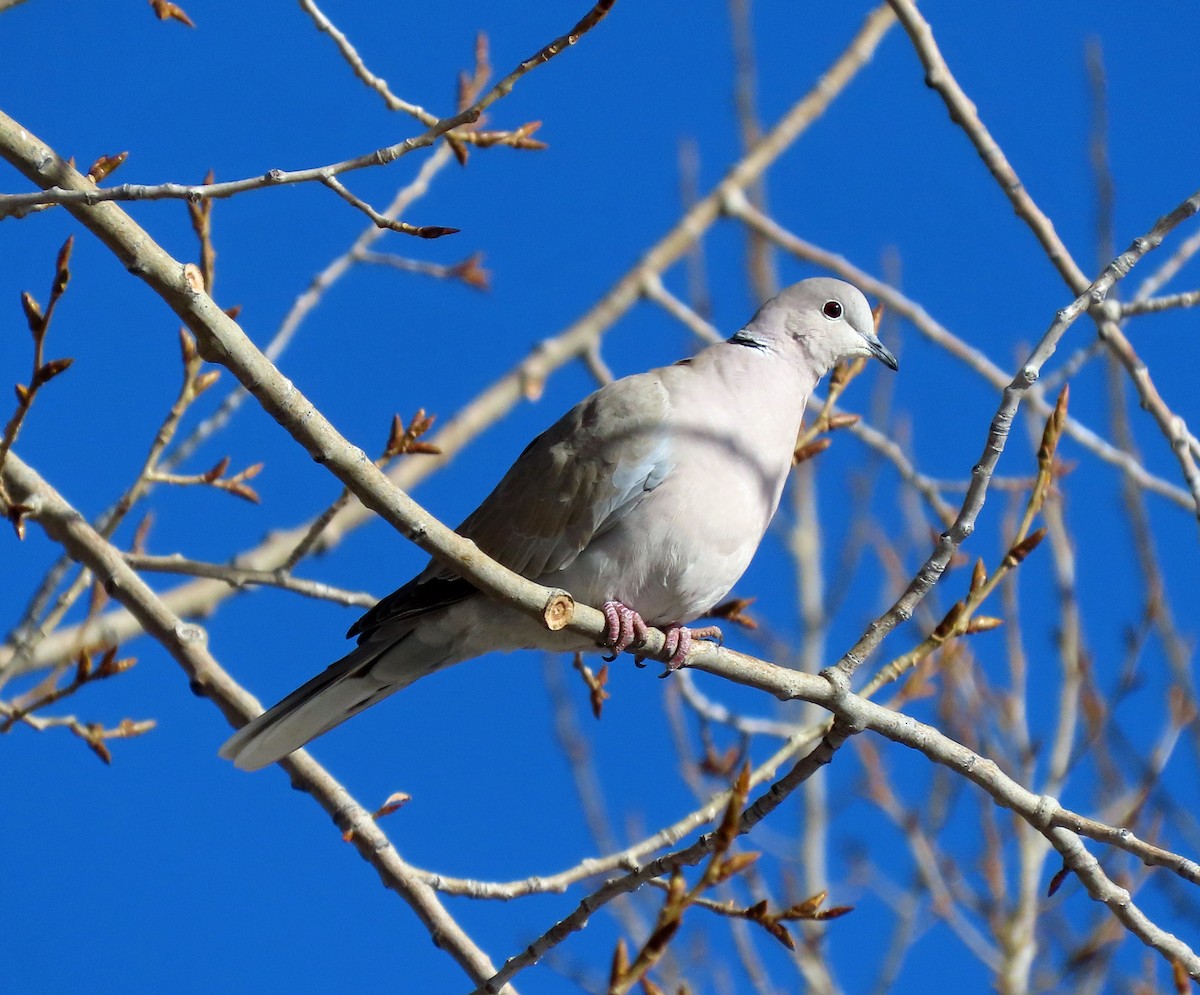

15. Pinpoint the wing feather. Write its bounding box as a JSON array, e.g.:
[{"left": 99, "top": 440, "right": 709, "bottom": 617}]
[{"left": 350, "top": 371, "right": 673, "bottom": 641}]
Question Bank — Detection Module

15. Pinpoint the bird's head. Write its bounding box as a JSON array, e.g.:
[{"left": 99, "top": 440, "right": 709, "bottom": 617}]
[{"left": 741, "top": 277, "right": 898, "bottom": 376}]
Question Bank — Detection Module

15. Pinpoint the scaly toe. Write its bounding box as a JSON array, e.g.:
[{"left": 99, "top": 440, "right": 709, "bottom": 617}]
[
  {"left": 601, "top": 601, "right": 650, "bottom": 661},
  {"left": 657, "top": 623, "right": 723, "bottom": 672},
  {"left": 690, "top": 624, "right": 724, "bottom": 647},
  {"left": 661, "top": 625, "right": 693, "bottom": 672}
]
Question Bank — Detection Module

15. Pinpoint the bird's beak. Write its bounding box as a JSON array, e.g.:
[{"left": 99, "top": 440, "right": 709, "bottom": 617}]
[{"left": 867, "top": 336, "right": 899, "bottom": 372}]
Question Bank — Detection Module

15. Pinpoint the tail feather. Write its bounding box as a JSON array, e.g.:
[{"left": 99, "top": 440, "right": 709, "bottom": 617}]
[
  {"left": 221, "top": 594, "right": 520, "bottom": 771},
  {"left": 220, "top": 639, "right": 402, "bottom": 771}
]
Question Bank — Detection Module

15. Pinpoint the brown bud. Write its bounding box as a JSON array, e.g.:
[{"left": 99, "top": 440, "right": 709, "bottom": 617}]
[
  {"left": 204, "top": 456, "right": 231, "bottom": 482},
  {"left": 716, "top": 765, "right": 750, "bottom": 851},
  {"left": 236, "top": 462, "right": 264, "bottom": 481},
  {"left": 193, "top": 369, "right": 221, "bottom": 394},
  {"left": 1006, "top": 528, "right": 1047, "bottom": 565},
  {"left": 86, "top": 152, "right": 129, "bottom": 183},
  {"left": 932, "top": 601, "right": 966, "bottom": 639},
  {"left": 35, "top": 357, "right": 73, "bottom": 385},
  {"left": 1038, "top": 384, "right": 1069, "bottom": 466},
  {"left": 371, "top": 791, "right": 412, "bottom": 821},
  {"left": 226, "top": 482, "right": 261, "bottom": 504},
  {"left": 789, "top": 890, "right": 828, "bottom": 919},
  {"left": 54, "top": 235, "right": 75, "bottom": 280},
  {"left": 793, "top": 437, "right": 832, "bottom": 465},
  {"left": 713, "top": 850, "right": 760, "bottom": 882},
  {"left": 708, "top": 596, "right": 758, "bottom": 630},
  {"left": 178, "top": 328, "right": 198, "bottom": 365},
  {"left": 97, "top": 651, "right": 137, "bottom": 679},
  {"left": 149, "top": 0, "right": 196, "bottom": 27},
  {"left": 969, "top": 558, "right": 987, "bottom": 595},
  {"left": 131, "top": 513, "right": 154, "bottom": 554},
  {"left": 826, "top": 412, "right": 861, "bottom": 431},
  {"left": 609, "top": 938, "right": 630, "bottom": 986},
  {"left": 448, "top": 252, "right": 490, "bottom": 291},
  {"left": 384, "top": 414, "right": 405, "bottom": 457},
  {"left": 446, "top": 135, "right": 469, "bottom": 167},
  {"left": 86, "top": 735, "right": 113, "bottom": 766},
  {"left": 812, "top": 904, "right": 855, "bottom": 922},
  {"left": 836, "top": 356, "right": 867, "bottom": 387},
  {"left": 1047, "top": 863, "right": 1070, "bottom": 897},
  {"left": 21, "top": 292, "right": 43, "bottom": 333},
  {"left": 414, "top": 226, "right": 460, "bottom": 239}
]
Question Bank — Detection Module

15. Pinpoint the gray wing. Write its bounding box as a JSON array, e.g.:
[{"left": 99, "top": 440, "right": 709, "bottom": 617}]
[{"left": 350, "top": 371, "right": 674, "bottom": 640}]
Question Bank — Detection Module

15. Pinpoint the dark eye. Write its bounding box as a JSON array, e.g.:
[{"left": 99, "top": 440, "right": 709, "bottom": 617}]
[{"left": 822, "top": 300, "right": 843, "bottom": 319}]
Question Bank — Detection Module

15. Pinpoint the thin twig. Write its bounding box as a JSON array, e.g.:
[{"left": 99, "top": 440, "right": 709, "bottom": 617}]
[
  {"left": 724, "top": 190, "right": 1196, "bottom": 512},
  {"left": 122, "top": 553, "right": 377, "bottom": 607},
  {"left": 886, "top": 0, "right": 1200, "bottom": 522},
  {"left": 0, "top": 0, "right": 618, "bottom": 218}
]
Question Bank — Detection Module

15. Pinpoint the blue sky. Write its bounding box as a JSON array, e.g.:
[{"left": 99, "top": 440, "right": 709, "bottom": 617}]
[{"left": 4, "top": 2, "right": 1200, "bottom": 992}]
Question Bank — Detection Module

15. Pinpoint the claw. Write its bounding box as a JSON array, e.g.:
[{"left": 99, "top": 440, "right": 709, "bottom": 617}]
[
  {"left": 600, "top": 604, "right": 722, "bottom": 671},
  {"left": 659, "top": 623, "right": 724, "bottom": 672},
  {"left": 601, "top": 601, "right": 650, "bottom": 661}
]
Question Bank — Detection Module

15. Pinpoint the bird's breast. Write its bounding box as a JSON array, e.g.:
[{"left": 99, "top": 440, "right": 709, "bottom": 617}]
[{"left": 550, "top": 423, "right": 791, "bottom": 625}]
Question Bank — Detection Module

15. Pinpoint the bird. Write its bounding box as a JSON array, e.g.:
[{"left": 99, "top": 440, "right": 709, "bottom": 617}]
[{"left": 221, "top": 277, "right": 897, "bottom": 770}]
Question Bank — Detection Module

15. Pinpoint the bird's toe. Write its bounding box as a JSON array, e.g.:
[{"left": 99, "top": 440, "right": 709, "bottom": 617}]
[
  {"left": 601, "top": 600, "right": 650, "bottom": 660},
  {"left": 658, "top": 623, "right": 722, "bottom": 674}
]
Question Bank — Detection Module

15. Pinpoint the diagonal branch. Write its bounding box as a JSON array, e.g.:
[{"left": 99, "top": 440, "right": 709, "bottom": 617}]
[
  {"left": 0, "top": 450, "right": 516, "bottom": 994},
  {"left": 0, "top": 4, "right": 899, "bottom": 677},
  {"left": 886, "top": 0, "right": 1200, "bottom": 523},
  {"left": 831, "top": 187, "right": 1200, "bottom": 681}
]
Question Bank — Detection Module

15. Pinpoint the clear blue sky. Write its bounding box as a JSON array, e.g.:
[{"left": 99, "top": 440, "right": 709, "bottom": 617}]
[{"left": 4, "top": 2, "right": 1200, "bottom": 992}]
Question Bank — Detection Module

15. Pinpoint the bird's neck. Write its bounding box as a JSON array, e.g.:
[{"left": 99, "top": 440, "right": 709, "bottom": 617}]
[
  {"left": 694, "top": 337, "right": 818, "bottom": 441},
  {"left": 718, "top": 333, "right": 820, "bottom": 393}
]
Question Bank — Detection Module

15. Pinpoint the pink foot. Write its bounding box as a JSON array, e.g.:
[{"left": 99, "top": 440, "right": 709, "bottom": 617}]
[
  {"left": 600, "top": 601, "right": 723, "bottom": 672},
  {"left": 601, "top": 601, "right": 650, "bottom": 661},
  {"left": 659, "top": 623, "right": 724, "bottom": 673}
]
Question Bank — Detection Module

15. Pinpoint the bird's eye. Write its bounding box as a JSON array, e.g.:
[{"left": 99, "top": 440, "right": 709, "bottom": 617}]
[{"left": 822, "top": 300, "right": 843, "bottom": 320}]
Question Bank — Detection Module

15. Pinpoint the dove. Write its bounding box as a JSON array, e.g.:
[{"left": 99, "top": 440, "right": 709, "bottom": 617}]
[{"left": 221, "top": 277, "right": 897, "bottom": 770}]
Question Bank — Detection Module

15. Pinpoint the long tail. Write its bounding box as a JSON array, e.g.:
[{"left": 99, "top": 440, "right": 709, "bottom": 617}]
[{"left": 220, "top": 634, "right": 431, "bottom": 771}]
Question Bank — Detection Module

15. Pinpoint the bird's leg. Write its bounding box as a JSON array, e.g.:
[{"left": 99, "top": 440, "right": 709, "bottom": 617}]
[
  {"left": 659, "top": 624, "right": 724, "bottom": 672},
  {"left": 601, "top": 601, "right": 650, "bottom": 661},
  {"left": 601, "top": 603, "right": 723, "bottom": 671}
]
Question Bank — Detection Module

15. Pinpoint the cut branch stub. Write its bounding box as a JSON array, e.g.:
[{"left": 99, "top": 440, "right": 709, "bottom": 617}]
[{"left": 542, "top": 591, "right": 575, "bottom": 631}]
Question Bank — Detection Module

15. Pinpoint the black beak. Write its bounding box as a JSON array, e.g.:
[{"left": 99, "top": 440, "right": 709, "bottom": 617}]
[{"left": 868, "top": 337, "right": 899, "bottom": 372}]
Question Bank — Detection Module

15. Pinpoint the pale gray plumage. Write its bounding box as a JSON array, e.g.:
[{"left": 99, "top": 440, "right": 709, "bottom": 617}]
[{"left": 221, "top": 278, "right": 896, "bottom": 770}]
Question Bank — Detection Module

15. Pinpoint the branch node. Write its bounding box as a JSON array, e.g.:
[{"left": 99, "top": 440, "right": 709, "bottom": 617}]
[
  {"left": 1032, "top": 793, "right": 1059, "bottom": 830},
  {"left": 174, "top": 622, "right": 207, "bottom": 645}
]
